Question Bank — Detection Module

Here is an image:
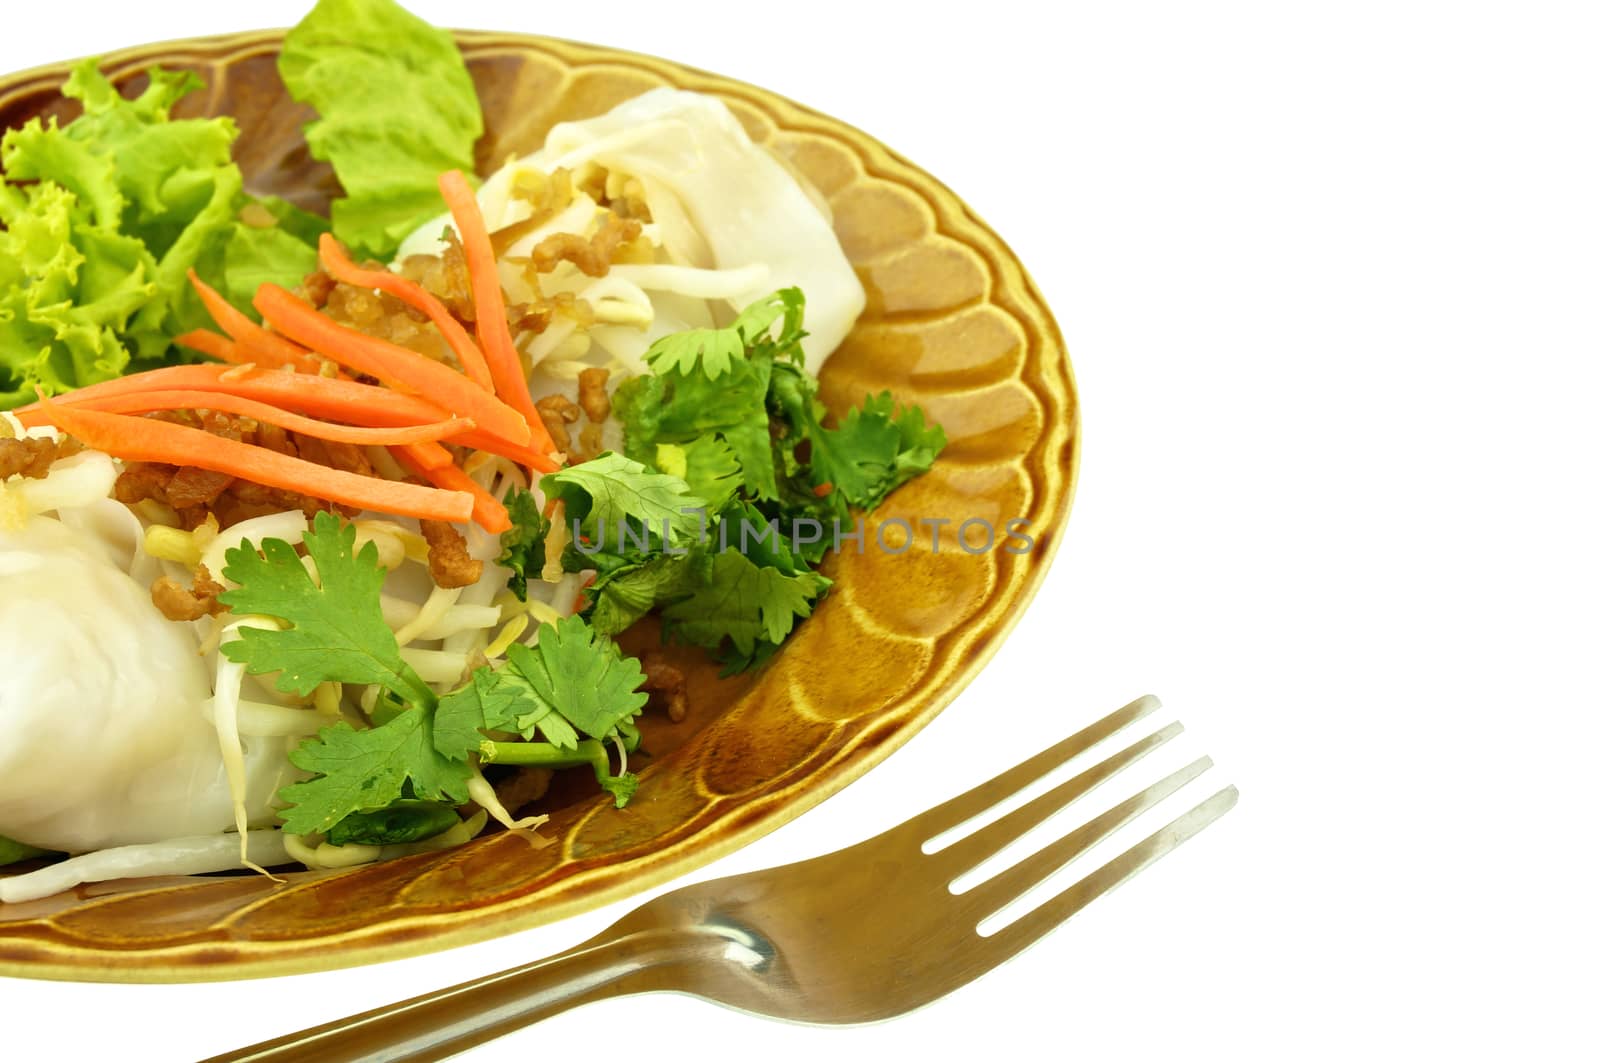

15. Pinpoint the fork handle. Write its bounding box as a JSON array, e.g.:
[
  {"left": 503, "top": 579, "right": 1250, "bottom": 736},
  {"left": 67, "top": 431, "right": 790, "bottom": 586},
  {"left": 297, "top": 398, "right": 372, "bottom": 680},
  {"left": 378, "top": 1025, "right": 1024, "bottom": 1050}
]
[{"left": 200, "top": 927, "right": 698, "bottom": 1063}]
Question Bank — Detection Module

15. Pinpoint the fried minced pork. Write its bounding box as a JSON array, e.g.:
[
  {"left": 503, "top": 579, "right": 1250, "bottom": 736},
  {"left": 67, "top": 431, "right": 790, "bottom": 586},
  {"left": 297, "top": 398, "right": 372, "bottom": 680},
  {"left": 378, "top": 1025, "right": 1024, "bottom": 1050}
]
[
  {"left": 113, "top": 410, "right": 363, "bottom": 531},
  {"left": 419, "top": 519, "right": 482, "bottom": 589},
  {"left": 529, "top": 214, "right": 643, "bottom": 278},
  {"left": 321, "top": 278, "right": 454, "bottom": 366},
  {"left": 511, "top": 290, "right": 596, "bottom": 339},
  {"left": 0, "top": 434, "right": 82, "bottom": 480},
  {"left": 577, "top": 367, "right": 611, "bottom": 423},
  {"left": 298, "top": 269, "right": 337, "bottom": 310},
  {"left": 641, "top": 650, "right": 689, "bottom": 723},
  {"left": 492, "top": 767, "right": 554, "bottom": 818},
  {"left": 482, "top": 167, "right": 579, "bottom": 259},
  {"left": 399, "top": 231, "right": 475, "bottom": 322},
  {"left": 151, "top": 564, "right": 228, "bottom": 622},
  {"left": 575, "top": 164, "right": 653, "bottom": 222},
  {"left": 535, "top": 394, "right": 581, "bottom": 454}
]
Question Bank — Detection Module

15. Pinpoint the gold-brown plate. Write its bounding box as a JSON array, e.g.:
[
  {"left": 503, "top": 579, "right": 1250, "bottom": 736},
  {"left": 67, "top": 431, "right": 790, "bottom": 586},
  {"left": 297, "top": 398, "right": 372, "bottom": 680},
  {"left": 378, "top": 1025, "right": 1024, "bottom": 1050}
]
[{"left": 0, "top": 30, "right": 1078, "bottom": 982}]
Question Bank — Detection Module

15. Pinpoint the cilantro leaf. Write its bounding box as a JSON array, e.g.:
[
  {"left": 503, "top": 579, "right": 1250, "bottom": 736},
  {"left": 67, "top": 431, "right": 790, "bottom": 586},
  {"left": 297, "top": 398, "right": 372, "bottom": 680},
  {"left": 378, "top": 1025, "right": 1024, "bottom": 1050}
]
[
  {"left": 660, "top": 548, "right": 830, "bottom": 659},
  {"left": 824, "top": 392, "right": 948, "bottom": 509},
  {"left": 277, "top": 708, "right": 472, "bottom": 836},
  {"left": 436, "top": 651, "right": 581, "bottom": 754},
  {"left": 616, "top": 345, "right": 777, "bottom": 499},
  {"left": 642, "top": 324, "right": 745, "bottom": 379},
  {"left": 587, "top": 551, "right": 708, "bottom": 637},
  {"left": 731, "top": 287, "right": 807, "bottom": 362},
  {"left": 496, "top": 488, "right": 550, "bottom": 602},
  {"left": 599, "top": 770, "right": 640, "bottom": 807},
  {"left": 326, "top": 800, "right": 459, "bottom": 847},
  {"left": 504, "top": 620, "right": 649, "bottom": 741},
  {"left": 541, "top": 452, "right": 706, "bottom": 546},
  {"left": 657, "top": 436, "right": 742, "bottom": 513},
  {"left": 769, "top": 365, "right": 948, "bottom": 512},
  {"left": 642, "top": 288, "right": 805, "bottom": 379},
  {"left": 570, "top": 288, "right": 941, "bottom": 671},
  {"left": 435, "top": 615, "right": 647, "bottom": 760},
  {"left": 219, "top": 511, "right": 433, "bottom": 707}
]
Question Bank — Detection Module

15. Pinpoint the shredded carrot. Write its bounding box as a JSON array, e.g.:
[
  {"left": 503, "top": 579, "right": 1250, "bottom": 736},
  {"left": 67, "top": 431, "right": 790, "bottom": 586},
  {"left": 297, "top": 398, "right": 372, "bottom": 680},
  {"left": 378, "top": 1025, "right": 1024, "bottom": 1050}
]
[
  {"left": 397, "top": 440, "right": 454, "bottom": 471},
  {"left": 65, "top": 390, "right": 475, "bottom": 448},
  {"left": 11, "top": 366, "right": 452, "bottom": 431},
  {"left": 395, "top": 450, "right": 512, "bottom": 534},
  {"left": 437, "top": 170, "right": 556, "bottom": 456},
  {"left": 35, "top": 395, "right": 474, "bottom": 524},
  {"left": 187, "top": 270, "right": 327, "bottom": 374},
  {"left": 317, "top": 233, "right": 495, "bottom": 392},
  {"left": 11, "top": 370, "right": 558, "bottom": 471},
  {"left": 254, "top": 283, "right": 533, "bottom": 448},
  {"left": 9, "top": 369, "right": 560, "bottom": 477},
  {"left": 485, "top": 439, "right": 561, "bottom": 474},
  {"left": 174, "top": 329, "right": 245, "bottom": 364}
]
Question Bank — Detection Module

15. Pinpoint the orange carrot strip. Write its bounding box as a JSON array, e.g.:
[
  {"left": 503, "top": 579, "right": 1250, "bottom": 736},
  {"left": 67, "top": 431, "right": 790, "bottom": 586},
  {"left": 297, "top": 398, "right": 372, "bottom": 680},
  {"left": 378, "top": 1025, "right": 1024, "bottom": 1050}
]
[
  {"left": 187, "top": 270, "right": 326, "bottom": 374},
  {"left": 390, "top": 445, "right": 431, "bottom": 479},
  {"left": 398, "top": 440, "right": 454, "bottom": 471},
  {"left": 69, "top": 390, "right": 475, "bottom": 447},
  {"left": 413, "top": 455, "right": 512, "bottom": 534},
  {"left": 438, "top": 430, "right": 560, "bottom": 473},
  {"left": 317, "top": 233, "right": 495, "bottom": 392},
  {"left": 235, "top": 331, "right": 336, "bottom": 377},
  {"left": 436, "top": 170, "right": 556, "bottom": 456},
  {"left": 12, "top": 366, "right": 452, "bottom": 430},
  {"left": 174, "top": 330, "right": 246, "bottom": 364},
  {"left": 482, "top": 439, "right": 560, "bottom": 474},
  {"left": 35, "top": 396, "right": 474, "bottom": 524},
  {"left": 254, "top": 283, "right": 532, "bottom": 447},
  {"left": 389, "top": 445, "right": 493, "bottom": 532},
  {"left": 9, "top": 369, "right": 551, "bottom": 473},
  {"left": 390, "top": 446, "right": 509, "bottom": 533}
]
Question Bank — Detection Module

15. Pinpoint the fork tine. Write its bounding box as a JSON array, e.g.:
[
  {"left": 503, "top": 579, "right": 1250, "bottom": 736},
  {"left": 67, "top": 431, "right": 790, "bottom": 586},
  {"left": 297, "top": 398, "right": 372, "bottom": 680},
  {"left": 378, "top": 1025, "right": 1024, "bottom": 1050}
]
[
  {"left": 929, "top": 722, "right": 1185, "bottom": 878},
  {"left": 976, "top": 784, "right": 1239, "bottom": 965},
  {"left": 952, "top": 756, "right": 1213, "bottom": 917},
  {"left": 905, "top": 695, "right": 1164, "bottom": 844}
]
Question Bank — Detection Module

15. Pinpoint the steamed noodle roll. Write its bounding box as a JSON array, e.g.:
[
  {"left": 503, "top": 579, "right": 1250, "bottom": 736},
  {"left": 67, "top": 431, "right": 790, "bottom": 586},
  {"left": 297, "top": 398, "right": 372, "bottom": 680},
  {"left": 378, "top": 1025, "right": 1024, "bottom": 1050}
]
[{"left": 0, "top": 516, "right": 291, "bottom": 853}]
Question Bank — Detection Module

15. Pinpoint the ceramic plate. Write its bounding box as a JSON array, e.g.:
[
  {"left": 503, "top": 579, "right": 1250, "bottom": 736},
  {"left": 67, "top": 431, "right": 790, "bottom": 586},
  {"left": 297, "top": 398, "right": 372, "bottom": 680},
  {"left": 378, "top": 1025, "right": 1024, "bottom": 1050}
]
[{"left": 0, "top": 30, "right": 1078, "bottom": 982}]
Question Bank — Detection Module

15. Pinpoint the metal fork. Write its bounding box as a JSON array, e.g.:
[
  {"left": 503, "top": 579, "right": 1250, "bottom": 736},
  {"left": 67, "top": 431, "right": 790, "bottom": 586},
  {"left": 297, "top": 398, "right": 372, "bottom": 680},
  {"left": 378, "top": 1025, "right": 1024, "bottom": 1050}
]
[{"left": 208, "top": 695, "right": 1236, "bottom": 1062}]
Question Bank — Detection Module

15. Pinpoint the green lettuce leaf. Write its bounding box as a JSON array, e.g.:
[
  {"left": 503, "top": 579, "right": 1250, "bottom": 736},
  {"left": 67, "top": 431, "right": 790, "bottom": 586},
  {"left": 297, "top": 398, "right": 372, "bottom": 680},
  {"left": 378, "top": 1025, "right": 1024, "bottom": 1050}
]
[
  {"left": 222, "top": 215, "right": 323, "bottom": 310},
  {"left": 0, "top": 59, "right": 319, "bottom": 407},
  {"left": 279, "top": 0, "right": 484, "bottom": 259},
  {"left": 0, "top": 180, "right": 152, "bottom": 407}
]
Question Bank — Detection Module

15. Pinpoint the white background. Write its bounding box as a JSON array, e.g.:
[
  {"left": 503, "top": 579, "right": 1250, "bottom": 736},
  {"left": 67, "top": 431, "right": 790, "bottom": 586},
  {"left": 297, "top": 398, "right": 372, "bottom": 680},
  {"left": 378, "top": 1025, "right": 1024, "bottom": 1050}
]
[{"left": 3, "top": 2, "right": 1597, "bottom": 1059}]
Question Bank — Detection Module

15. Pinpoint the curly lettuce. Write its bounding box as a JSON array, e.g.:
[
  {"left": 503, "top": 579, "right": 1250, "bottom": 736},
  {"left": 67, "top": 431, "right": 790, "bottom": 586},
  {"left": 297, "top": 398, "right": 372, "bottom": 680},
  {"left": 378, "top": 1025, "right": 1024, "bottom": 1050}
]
[{"left": 0, "top": 61, "right": 318, "bottom": 409}]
